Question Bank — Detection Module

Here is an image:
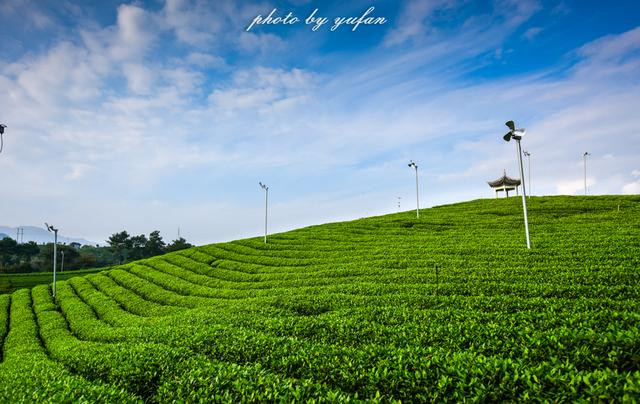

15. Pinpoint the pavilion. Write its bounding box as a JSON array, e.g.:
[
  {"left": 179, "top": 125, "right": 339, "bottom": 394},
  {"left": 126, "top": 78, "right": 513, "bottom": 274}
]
[{"left": 488, "top": 170, "right": 521, "bottom": 198}]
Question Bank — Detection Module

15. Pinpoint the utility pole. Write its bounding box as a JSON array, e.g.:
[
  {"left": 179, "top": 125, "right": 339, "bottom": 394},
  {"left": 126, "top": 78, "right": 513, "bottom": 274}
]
[
  {"left": 45, "top": 223, "right": 59, "bottom": 299},
  {"left": 0, "top": 124, "right": 6, "bottom": 154},
  {"left": 583, "top": 152, "right": 591, "bottom": 195},
  {"left": 259, "top": 182, "right": 269, "bottom": 243},
  {"left": 408, "top": 161, "right": 420, "bottom": 218},
  {"left": 523, "top": 151, "right": 531, "bottom": 198},
  {"left": 503, "top": 121, "right": 531, "bottom": 249}
]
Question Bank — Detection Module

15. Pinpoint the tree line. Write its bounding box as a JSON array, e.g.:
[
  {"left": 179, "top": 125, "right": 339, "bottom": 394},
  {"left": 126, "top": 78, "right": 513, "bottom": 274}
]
[{"left": 0, "top": 230, "right": 192, "bottom": 274}]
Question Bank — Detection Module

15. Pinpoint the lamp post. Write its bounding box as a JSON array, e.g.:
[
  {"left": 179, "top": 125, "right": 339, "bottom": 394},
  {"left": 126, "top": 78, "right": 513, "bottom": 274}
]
[
  {"left": 583, "top": 152, "right": 590, "bottom": 196},
  {"left": 0, "top": 124, "right": 7, "bottom": 154},
  {"left": 259, "top": 182, "right": 268, "bottom": 244},
  {"left": 45, "top": 223, "right": 59, "bottom": 299},
  {"left": 408, "top": 160, "right": 420, "bottom": 218},
  {"left": 523, "top": 150, "right": 531, "bottom": 198},
  {"left": 61, "top": 251, "right": 65, "bottom": 273},
  {"left": 503, "top": 121, "right": 531, "bottom": 249}
]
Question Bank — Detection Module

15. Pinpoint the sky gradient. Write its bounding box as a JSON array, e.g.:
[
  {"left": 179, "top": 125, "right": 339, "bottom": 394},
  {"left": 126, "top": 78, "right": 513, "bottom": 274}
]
[{"left": 1, "top": 0, "right": 639, "bottom": 245}]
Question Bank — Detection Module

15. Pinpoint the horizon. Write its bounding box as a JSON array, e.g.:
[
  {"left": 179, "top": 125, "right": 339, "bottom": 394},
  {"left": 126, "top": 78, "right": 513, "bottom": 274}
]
[
  {"left": 1, "top": 193, "right": 631, "bottom": 247},
  {"left": 1, "top": 0, "right": 639, "bottom": 245}
]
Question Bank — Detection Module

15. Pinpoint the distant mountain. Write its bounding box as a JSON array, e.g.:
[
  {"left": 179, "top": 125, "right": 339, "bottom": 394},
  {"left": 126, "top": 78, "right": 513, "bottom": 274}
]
[{"left": 0, "top": 226, "right": 97, "bottom": 246}]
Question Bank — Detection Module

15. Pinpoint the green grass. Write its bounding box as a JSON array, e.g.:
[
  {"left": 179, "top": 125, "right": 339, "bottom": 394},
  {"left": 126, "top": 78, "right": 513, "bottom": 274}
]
[
  {"left": 0, "top": 268, "right": 104, "bottom": 295},
  {"left": 0, "top": 195, "right": 638, "bottom": 402}
]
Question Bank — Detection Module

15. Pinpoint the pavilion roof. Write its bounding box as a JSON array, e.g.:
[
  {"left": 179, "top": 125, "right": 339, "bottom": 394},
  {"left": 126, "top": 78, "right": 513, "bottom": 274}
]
[{"left": 487, "top": 170, "right": 521, "bottom": 187}]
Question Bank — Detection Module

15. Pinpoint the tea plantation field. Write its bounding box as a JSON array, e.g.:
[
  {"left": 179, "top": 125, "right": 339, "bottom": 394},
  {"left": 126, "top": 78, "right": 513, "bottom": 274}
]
[
  {"left": 0, "top": 268, "right": 103, "bottom": 295},
  {"left": 0, "top": 195, "right": 638, "bottom": 402}
]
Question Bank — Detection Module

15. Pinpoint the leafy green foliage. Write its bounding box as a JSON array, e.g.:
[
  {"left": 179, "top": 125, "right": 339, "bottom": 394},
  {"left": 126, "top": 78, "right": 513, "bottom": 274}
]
[{"left": 0, "top": 195, "right": 638, "bottom": 401}]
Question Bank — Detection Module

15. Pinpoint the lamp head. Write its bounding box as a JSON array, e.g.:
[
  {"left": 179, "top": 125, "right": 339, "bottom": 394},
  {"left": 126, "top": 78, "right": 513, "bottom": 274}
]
[
  {"left": 503, "top": 120, "right": 526, "bottom": 142},
  {"left": 0, "top": 124, "right": 6, "bottom": 135}
]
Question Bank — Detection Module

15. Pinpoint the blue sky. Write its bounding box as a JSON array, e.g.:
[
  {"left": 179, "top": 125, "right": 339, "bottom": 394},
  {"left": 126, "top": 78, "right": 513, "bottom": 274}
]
[{"left": 1, "top": 0, "right": 639, "bottom": 244}]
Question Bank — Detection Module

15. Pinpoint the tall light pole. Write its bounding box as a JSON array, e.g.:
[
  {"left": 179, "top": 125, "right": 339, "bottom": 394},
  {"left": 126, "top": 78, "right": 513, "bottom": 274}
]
[
  {"left": 259, "top": 182, "right": 268, "bottom": 244},
  {"left": 45, "top": 223, "right": 59, "bottom": 299},
  {"left": 523, "top": 150, "right": 531, "bottom": 198},
  {"left": 583, "top": 152, "right": 590, "bottom": 195},
  {"left": 60, "top": 251, "right": 65, "bottom": 273},
  {"left": 0, "top": 124, "right": 7, "bottom": 154},
  {"left": 503, "top": 121, "right": 531, "bottom": 249},
  {"left": 408, "top": 160, "right": 420, "bottom": 218}
]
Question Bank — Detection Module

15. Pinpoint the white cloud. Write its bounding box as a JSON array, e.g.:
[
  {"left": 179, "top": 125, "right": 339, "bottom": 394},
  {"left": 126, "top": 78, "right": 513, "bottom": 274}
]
[
  {"left": 384, "top": 0, "right": 454, "bottom": 46},
  {"left": 523, "top": 26, "right": 542, "bottom": 40},
  {"left": 555, "top": 179, "right": 594, "bottom": 195},
  {"left": 186, "top": 52, "right": 226, "bottom": 68},
  {"left": 622, "top": 181, "right": 640, "bottom": 194},
  {"left": 122, "top": 63, "right": 156, "bottom": 94},
  {"left": 163, "top": 0, "right": 219, "bottom": 46},
  {"left": 207, "top": 67, "right": 316, "bottom": 114}
]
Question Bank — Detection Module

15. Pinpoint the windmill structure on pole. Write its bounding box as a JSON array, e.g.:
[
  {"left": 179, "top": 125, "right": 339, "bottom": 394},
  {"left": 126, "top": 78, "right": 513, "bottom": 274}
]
[
  {"left": 259, "top": 182, "right": 269, "bottom": 244},
  {"left": 583, "top": 152, "right": 591, "bottom": 195},
  {"left": 503, "top": 121, "right": 531, "bottom": 249},
  {"left": 408, "top": 160, "right": 420, "bottom": 219}
]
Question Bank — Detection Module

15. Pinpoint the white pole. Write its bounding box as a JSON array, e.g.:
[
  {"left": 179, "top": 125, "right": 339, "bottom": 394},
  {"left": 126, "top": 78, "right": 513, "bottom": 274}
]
[
  {"left": 415, "top": 165, "right": 420, "bottom": 218},
  {"left": 583, "top": 152, "right": 589, "bottom": 196},
  {"left": 264, "top": 187, "right": 268, "bottom": 244},
  {"left": 528, "top": 153, "right": 531, "bottom": 198},
  {"left": 53, "top": 230, "right": 58, "bottom": 299},
  {"left": 516, "top": 140, "right": 531, "bottom": 249},
  {"left": 61, "top": 251, "right": 65, "bottom": 273}
]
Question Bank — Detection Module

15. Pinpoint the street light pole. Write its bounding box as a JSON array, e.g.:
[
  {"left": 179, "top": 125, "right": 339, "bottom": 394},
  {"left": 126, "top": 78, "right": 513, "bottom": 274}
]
[
  {"left": 523, "top": 151, "right": 531, "bottom": 198},
  {"left": 408, "top": 161, "right": 420, "bottom": 218},
  {"left": 503, "top": 121, "right": 531, "bottom": 249},
  {"left": 583, "top": 152, "right": 590, "bottom": 196},
  {"left": 259, "top": 182, "right": 269, "bottom": 244},
  {"left": 61, "top": 251, "right": 65, "bottom": 273},
  {"left": 0, "top": 124, "right": 7, "bottom": 154},
  {"left": 45, "top": 223, "right": 59, "bottom": 299}
]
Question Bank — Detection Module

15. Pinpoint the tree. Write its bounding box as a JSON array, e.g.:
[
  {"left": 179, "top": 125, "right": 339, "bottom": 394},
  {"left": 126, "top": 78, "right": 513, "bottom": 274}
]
[
  {"left": 145, "top": 230, "right": 166, "bottom": 257},
  {"left": 128, "top": 234, "right": 148, "bottom": 261},
  {"left": 166, "top": 237, "right": 193, "bottom": 253},
  {"left": 0, "top": 237, "right": 18, "bottom": 269},
  {"left": 108, "top": 231, "right": 132, "bottom": 263},
  {"left": 17, "top": 241, "right": 39, "bottom": 263}
]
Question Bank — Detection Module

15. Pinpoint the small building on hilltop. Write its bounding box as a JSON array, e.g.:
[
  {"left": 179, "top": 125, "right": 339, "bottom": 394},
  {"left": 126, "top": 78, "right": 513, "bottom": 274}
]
[{"left": 488, "top": 170, "right": 521, "bottom": 198}]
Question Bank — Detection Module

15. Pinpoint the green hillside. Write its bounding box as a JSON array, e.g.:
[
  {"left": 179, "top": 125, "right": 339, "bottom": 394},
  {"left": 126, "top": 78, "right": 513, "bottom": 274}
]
[{"left": 0, "top": 195, "right": 638, "bottom": 402}]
